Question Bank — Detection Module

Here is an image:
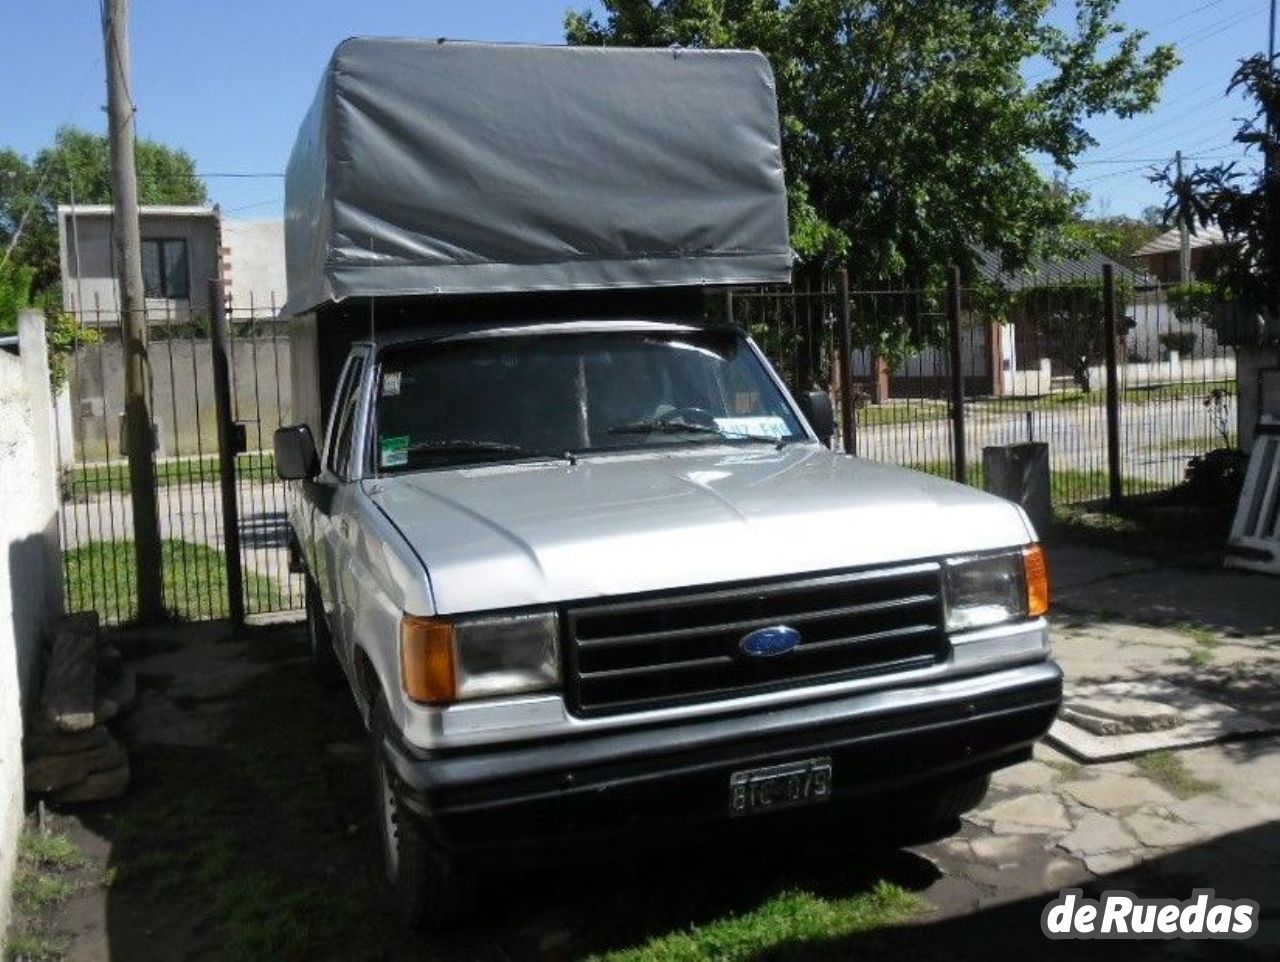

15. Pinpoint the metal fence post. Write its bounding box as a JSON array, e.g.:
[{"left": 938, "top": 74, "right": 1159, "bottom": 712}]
[
  {"left": 1103, "top": 263, "right": 1123, "bottom": 506},
  {"left": 947, "top": 266, "right": 968, "bottom": 483},
  {"left": 837, "top": 269, "right": 856, "bottom": 455},
  {"left": 209, "top": 279, "right": 246, "bottom": 629}
]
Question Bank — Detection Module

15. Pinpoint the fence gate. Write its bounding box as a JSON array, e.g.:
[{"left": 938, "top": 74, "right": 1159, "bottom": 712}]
[{"left": 58, "top": 292, "right": 303, "bottom": 625}]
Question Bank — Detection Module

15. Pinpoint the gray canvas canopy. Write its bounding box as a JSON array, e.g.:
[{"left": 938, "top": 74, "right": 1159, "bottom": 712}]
[{"left": 283, "top": 39, "right": 792, "bottom": 315}]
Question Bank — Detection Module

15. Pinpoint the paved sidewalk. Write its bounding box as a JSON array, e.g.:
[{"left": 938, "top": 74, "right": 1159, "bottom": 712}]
[
  {"left": 905, "top": 540, "right": 1280, "bottom": 953},
  {"left": 19, "top": 540, "right": 1280, "bottom": 959}
]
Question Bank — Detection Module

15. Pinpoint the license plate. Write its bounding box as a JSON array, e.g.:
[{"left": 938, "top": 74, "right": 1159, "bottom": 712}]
[{"left": 729, "top": 757, "right": 832, "bottom": 817}]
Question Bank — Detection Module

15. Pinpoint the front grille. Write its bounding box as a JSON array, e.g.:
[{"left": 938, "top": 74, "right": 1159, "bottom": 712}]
[{"left": 565, "top": 563, "right": 948, "bottom": 717}]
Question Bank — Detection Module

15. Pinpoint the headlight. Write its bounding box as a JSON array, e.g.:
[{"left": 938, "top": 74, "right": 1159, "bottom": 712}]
[
  {"left": 944, "top": 545, "right": 1049, "bottom": 632},
  {"left": 400, "top": 610, "right": 560, "bottom": 704}
]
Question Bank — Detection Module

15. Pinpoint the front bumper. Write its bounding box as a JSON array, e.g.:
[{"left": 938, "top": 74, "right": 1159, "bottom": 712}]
[{"left": 383, "top": 660, "right": 1062, "bottom": 850}]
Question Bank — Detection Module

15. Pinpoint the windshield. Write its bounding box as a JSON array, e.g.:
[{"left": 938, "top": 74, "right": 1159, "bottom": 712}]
[{"left": 371, "top": 329, "right": 807, "bottom": 472}]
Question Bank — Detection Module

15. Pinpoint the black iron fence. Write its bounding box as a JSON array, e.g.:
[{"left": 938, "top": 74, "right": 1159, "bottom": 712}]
[
  {"left": 735, "top": 267, "right": 1238, "bottom": 506},
  {"left": 56, "top": 293, "right": 302, "bottom": 624},
  {"left": 56, "top": 268, "right": 1236, "bottom": 624}
]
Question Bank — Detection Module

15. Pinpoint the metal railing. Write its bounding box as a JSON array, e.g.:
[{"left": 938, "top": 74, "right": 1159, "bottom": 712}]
[
  {"left": 55, "top": 269, "right": 1237, "bottom": 623},
  {"left": 734, "top": 267, "right": 1238, "bottom": 507}
]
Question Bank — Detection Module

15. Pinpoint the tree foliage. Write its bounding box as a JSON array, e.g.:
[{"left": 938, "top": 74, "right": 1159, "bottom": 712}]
[
  {"left": 1012, "top": 276, "right": 1132, "bottom": 391},
  {"left": 1067, "top": 215, "right": 1161, "bottom": 264},
  {"left": 1152, "top": 54, "right": 1280, "bottom": 323},
  {"left": 1, "top": 126, "right": 207, "bottom": 295},
  {"left": 0, "top": 261, "right": 35, "bottom": 333},
  {"left": 566, "top": 0, "right": 1176, "bottom": 283}
]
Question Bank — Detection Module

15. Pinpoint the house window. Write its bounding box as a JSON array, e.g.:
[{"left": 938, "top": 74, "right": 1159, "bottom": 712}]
[{"left": 141, "top": 238, "right": 190, "bottom": 299}]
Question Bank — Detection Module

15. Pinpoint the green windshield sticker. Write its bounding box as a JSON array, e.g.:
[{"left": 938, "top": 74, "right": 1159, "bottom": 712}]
[{"left": 380, "top": 435, "right": 409, "bottom": 467}]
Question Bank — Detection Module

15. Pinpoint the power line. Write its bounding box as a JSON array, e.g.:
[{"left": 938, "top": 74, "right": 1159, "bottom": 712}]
[
  {"left": 131, "top": 170, "right": 284, "bottom": 180},
  {"left": 1072, "top": 153, "right": 1239, "bottom": 165},
  {"left": 223, "top": 197, "right": 283, "bottom": 213}
]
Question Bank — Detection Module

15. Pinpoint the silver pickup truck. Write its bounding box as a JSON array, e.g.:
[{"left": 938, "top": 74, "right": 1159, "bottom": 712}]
[
  {"left": 276, "top": 38, "right": 1062, "bottom": 929},
  {"left": 273, "top": 314, "right": 1060, "bottom": 927}
]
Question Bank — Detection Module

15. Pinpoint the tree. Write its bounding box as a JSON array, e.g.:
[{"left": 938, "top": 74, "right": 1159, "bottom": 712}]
[
  {"left": 1068, "top": 215, "right": 1161, "bottom": 263},
  {"left": 1, "top": 125, "right": 207, "bottom": 295},
  {"left": 1152, "top": 54, "right": 1280, "bottom": 327},
  {"left": 1013, "top": 277, "right": 1132, "bottom": 391},
  {"left": 566, "top": 1, "right": 1177, "bottom": 284}
]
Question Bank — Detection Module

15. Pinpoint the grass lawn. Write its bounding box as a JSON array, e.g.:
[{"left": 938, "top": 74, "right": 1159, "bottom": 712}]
[
  {"left": 856, "top": 401, "right": 949, "bottom": 427},
  {"left": 64, "top": 539, "right": 283, "bottom": 622},
  {"left": 903, "top": 461, "right": 1164, "bottom": 505},
  {"left": 1048, "top": 496, "right": 1234, "bottom": 568},
  {"left": 593, "top": 882, "right": 924, "bottom": 962},
  {"left": 63, "top": 452, "right": 277, "bottom": 499},
  {"left": 850, "top": 379, "right": 1234, "bottom": 428}
]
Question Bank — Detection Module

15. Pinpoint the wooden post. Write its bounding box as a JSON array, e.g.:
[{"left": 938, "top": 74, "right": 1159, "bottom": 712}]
[
  {"left": 210, "top": 280, "right": 246, "bottom": 629},
  {"left": 837, "top": 269, "right": 856, "bottom": 455},
  {"left": 1103, "top": 263, "right": 1123, "bottom": 506},
  {"left": 102, "top": 0, "right": 164, "bottom": 622},
  {"left": 947, "top": 266, "right": 968, "bottom": 483}
]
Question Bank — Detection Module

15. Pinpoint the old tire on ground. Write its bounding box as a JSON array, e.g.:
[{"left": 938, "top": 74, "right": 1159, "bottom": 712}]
[
  {"left": 370, "top": 696, "right": 466, "bottom": 930},
  {"left": 305, "top": 575, "right": 344, "bottom": 688}
]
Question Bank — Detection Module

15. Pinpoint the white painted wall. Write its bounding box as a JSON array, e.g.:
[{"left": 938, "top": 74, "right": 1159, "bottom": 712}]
[
  {"left": 0, "top": 312, "right": 64, "bottom": 939},
  {"left": 222, "top": 219, "right": 286, "bottom": 312}
]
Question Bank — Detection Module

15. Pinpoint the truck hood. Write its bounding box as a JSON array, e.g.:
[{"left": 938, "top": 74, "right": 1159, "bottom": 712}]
[{"left": 368, "top": 446, "right": 1033, "bottom": 614}]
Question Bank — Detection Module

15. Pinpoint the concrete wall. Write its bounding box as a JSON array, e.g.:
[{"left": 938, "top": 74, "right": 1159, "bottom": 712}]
[
  {"left": 0, "top": 313, "right": 64, "bottom": 938},
  {"left": 59, "top": 209, "right": 221, "bottom": 322},
  {"left": 64, "top": 336, "right": 293, "bottom": 462}
]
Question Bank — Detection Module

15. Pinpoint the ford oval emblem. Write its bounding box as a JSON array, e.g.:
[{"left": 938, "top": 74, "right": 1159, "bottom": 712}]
[{"left": 739, "top": 625, "right": 801, "bottom": 658}]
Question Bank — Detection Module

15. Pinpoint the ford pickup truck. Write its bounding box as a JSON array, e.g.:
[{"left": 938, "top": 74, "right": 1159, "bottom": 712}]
[
  {"left": 274, "top": 39, "right": 1061, "bottom": 928},
  {"left": 274, "top": 314, "right": 1059, "bottom": 926}
]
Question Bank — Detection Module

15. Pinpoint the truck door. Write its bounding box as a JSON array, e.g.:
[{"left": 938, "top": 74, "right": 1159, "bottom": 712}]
[{"left": 313, "top": 349, "right": 370, "bottom": 650}]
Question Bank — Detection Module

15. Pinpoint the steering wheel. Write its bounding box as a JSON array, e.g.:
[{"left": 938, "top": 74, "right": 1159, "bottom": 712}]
[{"left": 654, "top": 405, "right": 718, "bottom": 428}]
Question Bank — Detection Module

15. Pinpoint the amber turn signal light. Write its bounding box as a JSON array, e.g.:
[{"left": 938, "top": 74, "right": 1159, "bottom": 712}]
[
  {"left": 400, "top": 616, "right": 456, "bottom": 704},
  {"left": 1023, "top": 544, "right": 1050, "bottom": 618}
]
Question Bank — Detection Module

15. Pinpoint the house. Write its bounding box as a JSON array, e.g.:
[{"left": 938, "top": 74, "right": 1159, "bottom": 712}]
[
  {"left": 975, "top": 247, "right": 1142, "bottom": 393},
  {"left": 58, "top": 205, "right": 221, "bottom": 322},
  {"left": 1133, "top": 224, "right": 1236, "bottom": 284},
  {"left": 57, "top": 206, "right": 287, "bottom": 323}
]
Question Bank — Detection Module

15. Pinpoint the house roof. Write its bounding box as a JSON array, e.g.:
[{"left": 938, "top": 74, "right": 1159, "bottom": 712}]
[
  {"left": 972, "top": 247, "right": 1137, "bottom": 292},
  {"left": 56, "top": 204, "right": 219, "bottom": 219},
  {"left": 1133, "top": 225, "right": 1229, "bottom": 257}
]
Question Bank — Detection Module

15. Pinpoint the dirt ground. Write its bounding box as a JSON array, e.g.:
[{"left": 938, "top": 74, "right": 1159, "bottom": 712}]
[{"left": 10, "top": 524, "right": 1280, "bottom": 961}]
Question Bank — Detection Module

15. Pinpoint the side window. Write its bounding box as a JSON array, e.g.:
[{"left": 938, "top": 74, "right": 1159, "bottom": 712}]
[{"left": 327, "top": 356, "right": 365, "bottom": 478}]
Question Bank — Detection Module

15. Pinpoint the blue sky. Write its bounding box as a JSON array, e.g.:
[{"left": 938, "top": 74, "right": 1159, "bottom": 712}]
[{"left": 3, "top": 0, "right": 1271, "bottom": 221}]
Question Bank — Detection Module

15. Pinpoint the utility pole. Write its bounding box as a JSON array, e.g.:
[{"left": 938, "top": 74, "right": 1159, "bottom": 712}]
[
  {"left": 1175, "top": 149, "right": 1191, "bottom": 284},
  {"left": 102, "top": 0, "right": 164, "bottom": 622}
]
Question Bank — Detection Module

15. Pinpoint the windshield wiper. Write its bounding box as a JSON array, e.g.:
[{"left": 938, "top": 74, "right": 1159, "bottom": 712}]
[
  {"left": 606, "top": 419, "right": 787, "bottom": 448},
  {"left": 407, "top": 439, "right": 529, "bottom": 454},
  {"left": 401, "top": 439, "right": 575, "bottom": 465}
]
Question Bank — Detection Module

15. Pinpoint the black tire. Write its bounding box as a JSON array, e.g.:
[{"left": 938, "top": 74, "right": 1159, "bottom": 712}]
[
  {"left": 305, "top": 575, "right": 344, "bottom": 688},
  {"left": 913, "top": 773, "right": 992, "bottom": 824},
  {"left": 369, "top": 696, "right": 467, "bottom": 930}
]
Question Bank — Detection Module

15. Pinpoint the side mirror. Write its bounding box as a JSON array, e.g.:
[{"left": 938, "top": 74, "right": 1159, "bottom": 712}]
[
  {"left": 274, "top": 424, "right": 320, "bottom": 480},
  {"left": 797, "top": 390, "right": 835, "bottom": 446}
]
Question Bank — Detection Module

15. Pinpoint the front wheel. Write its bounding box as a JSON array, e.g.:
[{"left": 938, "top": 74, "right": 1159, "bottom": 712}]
[
  {"left": 370, "top": 697, "right": 467, "bottom": 930},
  {"left": 305, "top": 575, "right": 343, "bottom": 688},
  {"left": 905, "top": 773, "right": 991, "bottom": 826}
]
